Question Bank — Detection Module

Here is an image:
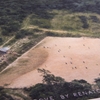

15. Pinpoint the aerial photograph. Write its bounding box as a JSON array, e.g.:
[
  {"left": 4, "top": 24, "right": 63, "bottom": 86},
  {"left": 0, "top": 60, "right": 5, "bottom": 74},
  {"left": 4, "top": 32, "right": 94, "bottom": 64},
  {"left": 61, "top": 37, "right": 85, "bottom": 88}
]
[{"left": 0, "top": 0, "right": 100, "bottom": 100}]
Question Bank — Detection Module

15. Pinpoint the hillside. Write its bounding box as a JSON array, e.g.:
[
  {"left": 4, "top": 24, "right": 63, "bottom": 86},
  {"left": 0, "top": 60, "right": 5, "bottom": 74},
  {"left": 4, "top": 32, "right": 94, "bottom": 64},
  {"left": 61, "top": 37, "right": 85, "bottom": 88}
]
[
  {"left": 0, "top": 0, "right": 100, "bottom": 100},
  {"left": 1, "top": 0, "right": 100, "bottom": 35},
  {"left": 0, "top": 0, "right": 100, "bottom": 39},
  {"left": 0, "top": 36, "right": 100, "bottom": 88},
  {"left": 0, "top": 0, "right": 100, "bottom": 45},
  {"left": 22, "top": 10, "right": 100, "bottom": 37}
]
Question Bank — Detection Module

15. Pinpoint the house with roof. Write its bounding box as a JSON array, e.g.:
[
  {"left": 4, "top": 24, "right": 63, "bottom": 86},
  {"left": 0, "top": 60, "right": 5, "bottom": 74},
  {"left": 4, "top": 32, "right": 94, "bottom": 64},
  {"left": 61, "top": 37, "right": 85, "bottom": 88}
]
[{"left": 0, "top": 47, "right": 10, "bottom": 56}]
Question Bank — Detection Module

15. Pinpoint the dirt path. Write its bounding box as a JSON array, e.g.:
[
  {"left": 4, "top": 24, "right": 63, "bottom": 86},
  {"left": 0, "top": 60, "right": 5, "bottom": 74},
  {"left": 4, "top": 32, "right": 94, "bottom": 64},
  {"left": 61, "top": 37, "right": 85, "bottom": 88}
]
[
  {"left": 0, "top": 37, "right": 100, "bottom": 88},
  {"left": 0, "top": 36, "right": 14, "bottom": 48},
  {"left": 22, "top": 25, "right": 85, "bottom": 36}
]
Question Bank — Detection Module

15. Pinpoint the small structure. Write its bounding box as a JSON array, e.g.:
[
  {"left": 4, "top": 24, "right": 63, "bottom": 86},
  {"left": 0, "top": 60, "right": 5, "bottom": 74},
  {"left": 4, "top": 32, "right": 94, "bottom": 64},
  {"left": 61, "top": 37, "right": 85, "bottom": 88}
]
[{"left": 0, "top": 47, "right": 10, "bottom": 56}]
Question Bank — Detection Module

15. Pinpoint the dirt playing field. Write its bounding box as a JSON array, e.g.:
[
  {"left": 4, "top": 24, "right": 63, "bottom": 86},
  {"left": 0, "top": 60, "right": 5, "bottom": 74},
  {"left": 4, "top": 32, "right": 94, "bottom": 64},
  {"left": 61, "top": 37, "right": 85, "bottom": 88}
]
[{"left": 0, "top": 36, "right": 100, "bottom": 88}]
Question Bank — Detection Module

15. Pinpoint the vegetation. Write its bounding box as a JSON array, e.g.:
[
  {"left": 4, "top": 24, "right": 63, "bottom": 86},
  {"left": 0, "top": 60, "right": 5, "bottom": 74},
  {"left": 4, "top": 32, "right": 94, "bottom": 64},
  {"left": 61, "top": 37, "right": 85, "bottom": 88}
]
[
  {"left": 0, "top": 0, "right": 100, "bottom": 99},
  {"left": 45, "top": 31, "right": 81, "bottom": 37},
  {"left": 0, "top": 38, "right": 3, "bottom": 43},
  {"left": 27, "top": 69, "right": 100, "bottom": 100},
  {"left": 0, "top": 0, "right": 100, "bottom": 38},
  {"left": 15, "top": 29, "right": 33, "bottom": 39},
  {"left": 95, "top": 78, "right": 100, "bottom": 88},
  {"left": 0, "top": 69, "right": 100, "bottom": 100},
  {"left": 0, "top": 87, "right": 30, "bottom": 100}
]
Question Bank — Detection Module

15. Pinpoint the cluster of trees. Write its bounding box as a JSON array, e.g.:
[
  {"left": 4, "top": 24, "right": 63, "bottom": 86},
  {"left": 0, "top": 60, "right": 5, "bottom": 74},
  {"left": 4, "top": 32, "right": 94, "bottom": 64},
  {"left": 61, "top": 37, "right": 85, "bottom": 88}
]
[
  {"left": 24, "top": 69, "right": 100, "bottom": 100},
  {"left": 78, "top": 16, "right": 89, "bottom": 29},
  {"left": 1, "top": 0, "right": 100, "bottom": 36},
  {"left": 0, "top": 87, "right": 14, "bottom": 100},
  {"left": 15, "top": 29, "right": 33, "bottom": 39},
  {"left": 95, "top": 78, "right": 100, "bottom": 89},
  {"left": 0, "top": 69, "right": 100, "bottom": 100},
  {"left": 0, "top": 38, "right": 3, "bottom": 42},
  {"left": 46, "top": 31, "right": 81, "bottom": 37}
]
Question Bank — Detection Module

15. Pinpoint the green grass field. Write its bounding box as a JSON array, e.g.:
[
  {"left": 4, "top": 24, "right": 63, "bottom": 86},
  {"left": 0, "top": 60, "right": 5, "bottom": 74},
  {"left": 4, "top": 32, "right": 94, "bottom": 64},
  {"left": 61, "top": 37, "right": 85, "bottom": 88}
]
[{"left": 22, "top": 10, "right": 100, "bottom": 38}]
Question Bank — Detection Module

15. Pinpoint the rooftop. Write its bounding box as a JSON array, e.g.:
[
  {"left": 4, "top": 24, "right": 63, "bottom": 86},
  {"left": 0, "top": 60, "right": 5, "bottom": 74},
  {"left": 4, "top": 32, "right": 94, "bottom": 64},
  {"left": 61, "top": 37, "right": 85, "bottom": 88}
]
[{"left": 0, "top": 47, "right": 10, "bottom": 53}]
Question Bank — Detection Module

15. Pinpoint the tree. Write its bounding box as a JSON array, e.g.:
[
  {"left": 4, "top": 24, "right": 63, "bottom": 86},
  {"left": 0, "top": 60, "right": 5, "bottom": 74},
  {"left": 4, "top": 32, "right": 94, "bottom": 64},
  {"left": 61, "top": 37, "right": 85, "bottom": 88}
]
[
  {"left": 38, "top": 68, "right": 65, "bottom": 85},
  {"left": 95, "top": 78, "right": 100, "bottom": 88},
  {"left": 37, "top": 69, "right": 65, "bottom": 99},
  {"left": 0, "top": 38, "right": 3, "bottom": 42}
]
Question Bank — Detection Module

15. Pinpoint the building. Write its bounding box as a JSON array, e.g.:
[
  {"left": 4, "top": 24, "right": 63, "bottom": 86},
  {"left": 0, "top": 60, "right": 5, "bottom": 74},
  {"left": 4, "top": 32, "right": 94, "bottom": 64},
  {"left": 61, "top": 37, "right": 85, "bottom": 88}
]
[{"left": 0, "top": 47, "right": 10, "bottom": 56}]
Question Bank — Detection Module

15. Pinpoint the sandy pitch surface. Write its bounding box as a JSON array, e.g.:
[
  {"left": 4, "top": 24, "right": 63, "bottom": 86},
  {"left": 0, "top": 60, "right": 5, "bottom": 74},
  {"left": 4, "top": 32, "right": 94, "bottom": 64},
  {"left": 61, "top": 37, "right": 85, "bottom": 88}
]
[{"left": 0, "top": 37, "right": 100, "bottom": 88}]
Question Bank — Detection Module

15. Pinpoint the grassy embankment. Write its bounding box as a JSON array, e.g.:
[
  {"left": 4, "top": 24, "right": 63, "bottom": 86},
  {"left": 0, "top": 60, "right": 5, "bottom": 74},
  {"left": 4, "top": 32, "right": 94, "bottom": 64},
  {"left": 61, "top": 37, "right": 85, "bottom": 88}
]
[
  {"left": 22, "top": 10, "right": 100, "bottom": 38},
  {"left": 1, "top": 10, "right": 100, "bottom": 72}
]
